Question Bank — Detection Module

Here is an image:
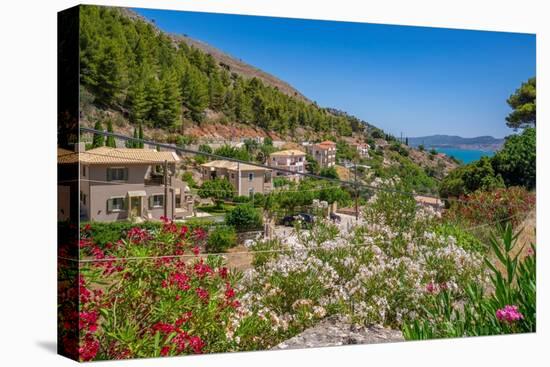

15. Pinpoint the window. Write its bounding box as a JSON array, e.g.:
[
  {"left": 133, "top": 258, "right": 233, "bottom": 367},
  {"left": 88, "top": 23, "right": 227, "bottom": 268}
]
[
  {"left": 107, "top": 197, "right": 125, "bottom": 213},
  {"left": 248, "top": 188, "right": 254, "bottom": 197},
  {"left": 248, "top": 172, "right": 254, "bottom": 181},
  {"left": 81, "top": 165, "right": 86, "bottom": 177},
  {"left": 107, "top": 167, "right": 128, "bottom": 182},
  {"left": 150, "top": 194, "right": 164, "bottom": 209},
  {"left": 230, "top": 173, "right": 235, "bottom": 179},
  {"left": 80, "top": 191, "right": 87, "bottom": 205},
  {"left": 175, "top": 194, "right": 181, "bottom": 207}
]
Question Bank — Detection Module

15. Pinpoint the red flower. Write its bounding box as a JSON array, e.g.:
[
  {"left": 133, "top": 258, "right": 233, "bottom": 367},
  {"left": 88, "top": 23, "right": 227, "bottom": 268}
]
[
  {"left": 225, "top": 283, "right": 235, "bottom": 299},
  {"left": 219, "top": 267, "right": 229, "bottom": 279},
  {"left": 79, "top": 337, "right": 99, "bottom": 361},
  {"left": 160, "top": 346, "right": 170, "bottom": 356},
  {"left": 180, "top": 225, "right": 189, "bottom": 237},
  {"left": 194, "top": 261, "right": 213, "bottom": 278},
  {"left": 175, "top": 312, "right": 193, "bottom": 327},
  {"left": 193, "top": 228, "right": 207, "bottom": 241},
  {"left": 79, "top": 311, "right": 99, "bottom": 332},
  {"left": 127, "top": 227, "right": 149, "bottom": 243},
  {"left": 192, "top": 246, "right": 200, "bottom": 256},
  {"left": 169, "top": 272, "right": 191, "bottom": 291},
  {"left": 152, "top": 322, "right": 176, "bottom": 334},
  {"left": 188, "top": 335, "right": 205, "bottom": 354},
  {"left": 195, "top": 287, "right": 209, "bottom": 302}
]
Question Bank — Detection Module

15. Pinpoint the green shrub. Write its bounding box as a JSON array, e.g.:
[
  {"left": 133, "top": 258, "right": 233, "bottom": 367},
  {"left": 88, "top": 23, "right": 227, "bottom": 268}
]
[
  {"left": 181, "top": 171, "right": 197, "bottom": 188},
  {"left": 433, "top": 223, "right": 485, "bottom": 253},
  {"left": 206, "top": 225, "right": 237, "bottom": 252},
  {"left": 80, "top": 221, "right": 161, "bottom": 246},
  {"left": 225, "top": 204, "right": 263, "bottom": 232}
]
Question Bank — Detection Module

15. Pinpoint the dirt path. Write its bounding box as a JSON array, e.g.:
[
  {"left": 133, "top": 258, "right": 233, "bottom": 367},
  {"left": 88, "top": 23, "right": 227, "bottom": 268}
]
[{"left": 516, "top": 209, "right": 536, "bottom": 257}]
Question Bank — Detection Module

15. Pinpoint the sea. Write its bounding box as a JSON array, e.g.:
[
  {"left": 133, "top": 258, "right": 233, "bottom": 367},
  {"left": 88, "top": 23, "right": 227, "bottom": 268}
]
[{"left": 434, "top": 147, "right": 495, "bottom": 164}]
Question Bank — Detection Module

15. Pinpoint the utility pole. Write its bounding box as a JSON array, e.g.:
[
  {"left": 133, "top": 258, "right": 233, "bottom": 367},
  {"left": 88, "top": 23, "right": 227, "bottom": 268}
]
[
  {"left": 354, "top": 158, "right": 359, "bottom": 222},
  {"left": 163, "top": 160, "right": 168, "bottom": 219}
]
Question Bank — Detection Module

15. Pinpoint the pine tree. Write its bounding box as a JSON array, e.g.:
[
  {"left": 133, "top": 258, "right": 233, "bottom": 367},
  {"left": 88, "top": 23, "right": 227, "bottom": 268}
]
[
  {"left": 105, "top": 120, "right": 116, "bottom": 147},
  {"left": 146, "top": 77, "right": 164, "bottom": 126},
  {"left": 95, "top": 38, "right": 128, "bottom": 106},
  {"left": 92, "top": 121, "right": 105, "bottom": 148},
  {"left": 160, "top": 70, "right": 182, "bottom": 128},
  {"left": 233, "top": 79, "right": 252, "bottom": 123},
  {"left": 181, "top": 67, "right": 208, "bottom": 123},
  {"left": 128, "top": 77, "right": 150, "bottom": 124},
  {"left": 208, "top": 70, "right": 225, "bottom": 110}
]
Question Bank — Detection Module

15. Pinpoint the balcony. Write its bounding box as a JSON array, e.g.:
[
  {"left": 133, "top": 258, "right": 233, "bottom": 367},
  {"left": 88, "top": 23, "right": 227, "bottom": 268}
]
[{"left": 144, "top": 175, "right": 166, "bottom": 186}]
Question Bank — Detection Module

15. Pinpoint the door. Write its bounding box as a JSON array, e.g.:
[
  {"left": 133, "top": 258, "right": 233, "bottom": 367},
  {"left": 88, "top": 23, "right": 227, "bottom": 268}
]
[{"left": 130, "top": 196, "right": 142, "bottom": 218}]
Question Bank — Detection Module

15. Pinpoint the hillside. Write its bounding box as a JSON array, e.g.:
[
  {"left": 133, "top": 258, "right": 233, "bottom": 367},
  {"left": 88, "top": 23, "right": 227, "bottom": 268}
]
[
  {"left": 408, "top": 135, "right": 504, "bottom": 151},
  {"left": 118, "top": 7, "right": 310, "bottom": 103},
  {"left": 79, "top": 5, "right": 364, "bottom": 141},
  {"left": 78, "top": 4, "right": 458, "bottom": 192}
]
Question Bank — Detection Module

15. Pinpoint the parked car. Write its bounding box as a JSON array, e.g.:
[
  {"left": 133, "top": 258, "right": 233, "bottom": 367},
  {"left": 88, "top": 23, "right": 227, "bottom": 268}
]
[
  {"left": 330, "top": 212, "right": 341, "bottom": 223},
  {"left": 280, "top": 213, "right": 315, "bottom": 227}
]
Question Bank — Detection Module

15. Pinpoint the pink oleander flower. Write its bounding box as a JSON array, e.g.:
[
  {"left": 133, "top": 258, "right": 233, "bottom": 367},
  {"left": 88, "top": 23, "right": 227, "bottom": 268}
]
[
  {"left": 169, "top": 272, "right": 191, "bottom": 291},
  {"left": 195, "top": 287, "right": 209, "bottom": 302},
  {"left": 160, "top": 346, "right": 170, "bottom": 357},
  {"left": 180, "top": 225, "right": 189, "bottom": 237},
  {"left": 79, "top": 311, "right": 99, "bottom": 332},
  {"left": 194, "top": 261, "right": 213, "bottom": 278},
  {"left": 79, "top": 337, "right": 99, "bottom": 361},
  {"left": 188, "top": 335, "right": 205, "bottom": 354},
  {"left": 219, "top": 266, "right": 229, "bottom": 279},
  {"left": 496, "top": 305, "right": 524, "bottom": 323},
  {"left": 127, "top": 227, "right": 149, "bottom": 243},
  {"left": 192, "top": 246, "right": 200, "bottom": 256},
  {"left": 152, "top": 322, "right": 176, "bottom": 334},
  {"left": 425, "top": 282, "right": 438, "bottom": 294}
]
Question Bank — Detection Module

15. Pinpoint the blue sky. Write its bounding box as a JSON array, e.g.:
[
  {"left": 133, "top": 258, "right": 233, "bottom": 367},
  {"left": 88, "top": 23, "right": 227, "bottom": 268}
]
[{"left": 134, "top": 7, "right": 535, "bottom": 138}]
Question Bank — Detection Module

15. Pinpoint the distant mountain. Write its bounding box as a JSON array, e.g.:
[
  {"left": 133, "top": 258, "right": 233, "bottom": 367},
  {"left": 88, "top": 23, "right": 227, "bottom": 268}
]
[{"left": 408, "top": 135, "right": 504, "bottom": 151}]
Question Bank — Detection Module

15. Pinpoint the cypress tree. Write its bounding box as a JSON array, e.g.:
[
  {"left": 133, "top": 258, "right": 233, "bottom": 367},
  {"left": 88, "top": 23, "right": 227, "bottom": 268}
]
[
  {"left": 106, "top": 120, "right": 116, "bottom": 147},
  {"left": 138, "top": 123, "right": 144, "bottom": 148},
  {"left": 92, "top": 121, "right": 105, "bottom": 148}
]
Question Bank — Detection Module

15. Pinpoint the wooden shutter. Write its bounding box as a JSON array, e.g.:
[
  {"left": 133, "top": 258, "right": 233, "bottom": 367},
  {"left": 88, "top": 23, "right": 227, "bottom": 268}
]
[
  {"left": 148, "top": 195, "right": 154, "bottom": 209},
  {"left": 107, "top": 198, "right": 113, "bottom": 213}
]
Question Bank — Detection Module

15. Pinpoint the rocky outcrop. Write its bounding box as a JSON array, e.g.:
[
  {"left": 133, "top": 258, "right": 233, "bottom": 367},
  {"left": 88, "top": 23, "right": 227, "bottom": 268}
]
[{"left": 274, "top": 316, "right": 404, "bottom": 350}]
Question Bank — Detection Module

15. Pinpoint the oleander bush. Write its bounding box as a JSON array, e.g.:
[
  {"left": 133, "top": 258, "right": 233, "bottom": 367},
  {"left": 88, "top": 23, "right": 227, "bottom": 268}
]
[
  {"left": 67, "top": 180, "right": 536, "bottom": 361},
  {"left": 402, "top": 224, "right": 536, "bottom": 339},
  {"left": 444, "top": 186, "right": 535, "bottom": 227}
]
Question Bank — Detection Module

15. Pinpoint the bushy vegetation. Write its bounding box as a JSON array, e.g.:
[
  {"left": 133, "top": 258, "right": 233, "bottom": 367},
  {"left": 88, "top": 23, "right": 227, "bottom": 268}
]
[
  {"left": 403, "top": 225, "right": 536, "bottom": 339},
  {"left": 206, "top": 225, "right": 237, "bottom": 252},
  {"left": 65, "top": 175, "right": 536, "bottom": 361},
  {"left": 444, "top": 187, "right": 535, "bottom": 228},
  {"left": 197, "top": 178, "right": 235, "bottom": 208},
  {"left": 225, "top": 204, "right": 264, "bottom": 232},
  {"left": 440, "top": 128, "right": 535, "bottom": 197},
  {"left": 439, "top": 157, "right": 504, "bottom": 198}
]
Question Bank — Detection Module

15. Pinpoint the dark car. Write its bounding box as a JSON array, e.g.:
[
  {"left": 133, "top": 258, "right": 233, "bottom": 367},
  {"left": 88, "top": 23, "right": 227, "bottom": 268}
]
[
  {"left": 330, "top": 212, "right": 341, "bottom": 223},
  {"left": 280, "top": 213, "right": 315, "bottom": 227}
]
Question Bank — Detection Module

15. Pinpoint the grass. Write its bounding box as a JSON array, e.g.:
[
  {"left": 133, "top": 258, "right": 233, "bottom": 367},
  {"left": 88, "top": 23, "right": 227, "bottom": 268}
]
[{"left": 196, "top": 203, "right": 236, "bottom": 214}]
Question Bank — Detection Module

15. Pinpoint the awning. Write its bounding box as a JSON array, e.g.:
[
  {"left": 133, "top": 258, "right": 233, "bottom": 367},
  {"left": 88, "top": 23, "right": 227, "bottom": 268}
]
[{"left": 127, "top": 190, "right": 147, "bottom": 197}]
